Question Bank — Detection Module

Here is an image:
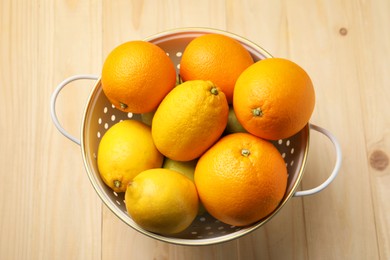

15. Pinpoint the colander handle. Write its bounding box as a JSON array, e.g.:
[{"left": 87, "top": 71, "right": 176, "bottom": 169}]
[
  {"left": 50, "top": 74, "right": 99, "bottom": 145},
  {"left": 293, "top": 124, "right": 342, "bottom": 197}
]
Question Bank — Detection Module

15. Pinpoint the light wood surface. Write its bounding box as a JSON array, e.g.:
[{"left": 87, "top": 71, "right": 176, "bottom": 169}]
[{"left": 1, "top": 0, "right": 389, "bottom": 259}]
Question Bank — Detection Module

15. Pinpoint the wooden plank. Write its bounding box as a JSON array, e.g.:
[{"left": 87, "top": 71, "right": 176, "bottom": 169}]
[
  {"left": 0, "top": 0, "right": 102, "bottom": 259},
  {"left": 357, "top": 1, "right": 390, "bottom": 259},
  {"left": 37, "top": 0, "right": 103, "bottom": 258},
  {"left": 101, "top": 0, "right": 227, "bottom": 54},
  {"left": 274, "top": 1, "right": 380, "bottom": 259}
]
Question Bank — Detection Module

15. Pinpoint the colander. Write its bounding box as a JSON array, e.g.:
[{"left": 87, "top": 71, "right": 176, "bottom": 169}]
[{"left": 50, "top": 28, "right": 342, "bottom": 246}]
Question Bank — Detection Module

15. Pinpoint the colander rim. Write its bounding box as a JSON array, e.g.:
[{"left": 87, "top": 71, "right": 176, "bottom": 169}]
[{"left": 80, "top": 28, "right": 310, "bottom": 246}]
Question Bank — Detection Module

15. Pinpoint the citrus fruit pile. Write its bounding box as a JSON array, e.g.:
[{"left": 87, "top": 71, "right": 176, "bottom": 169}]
[{"left": 97, "top": 33, "right": 315, "bottom": 235}]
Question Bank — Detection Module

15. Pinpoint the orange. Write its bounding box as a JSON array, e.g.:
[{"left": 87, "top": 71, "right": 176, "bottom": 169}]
[
  {"left": 101, "top": 41, "right": 176, "bottom": 114},
  {"left": 179, "top": 33, "right": 254, "bottom": 104},
  {"left": 233, "top": 58, "right": 315, "bottom": 140},
  {"left": 194, "top": 133, "right": 287, "bottom": 227},
  {"left": 152, "top": 80, "right": 228, "bottom": 161}
]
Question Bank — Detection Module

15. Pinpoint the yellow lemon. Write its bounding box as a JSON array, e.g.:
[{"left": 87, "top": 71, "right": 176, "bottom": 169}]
[
  {"left": 97, "top": 120, "right": 164, "bottom": 193},
  {"left": 152, "top": 80, "right": 229, "bottom": 161},
  {"left": 125, "top": 168, "right": 199, "bottom": 235}
]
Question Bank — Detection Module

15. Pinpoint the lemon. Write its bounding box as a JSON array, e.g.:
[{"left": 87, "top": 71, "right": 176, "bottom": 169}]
[
  {"left": 125, "top": 168, "right": 199, "bottom": 235},
  {"left": 97, "top": 120, "right": 164, "bottom": 192},
  {"left": 225, "top": 105, "right": 247, "bottom": 134},
  {"left": 151, "top": 80, "right": 229, "bottom": 161},
  {"left": 140, "top": 110, "right": 155, "bottom": 126},
  {"left": 162, "top": 158, "right": 197, "bottom": 181}
]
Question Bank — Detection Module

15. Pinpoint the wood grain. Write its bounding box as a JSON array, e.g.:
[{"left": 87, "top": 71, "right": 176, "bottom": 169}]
[
  {"left": 1, "top": 0, "right": 389, "bottom": 259},
  {"left": 1, "top": 0, "right": 102, "bottom": 259}
]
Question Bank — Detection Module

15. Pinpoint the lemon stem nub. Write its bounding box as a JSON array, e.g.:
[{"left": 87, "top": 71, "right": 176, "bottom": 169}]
[
  {"left": 241, "top": 149, "right": 250, "bottom": 157},
  {"left": 114, "top": 180, "right": 121, "bottom": 188},
  {"left": 210, "top": 87, "right": 219, "bottom": 95},
  {"left": 252, "top": 107, "right": 263, "bottom": 117},
  {"left": 120, "top": 102, "right": 128, "bottom": 109}
]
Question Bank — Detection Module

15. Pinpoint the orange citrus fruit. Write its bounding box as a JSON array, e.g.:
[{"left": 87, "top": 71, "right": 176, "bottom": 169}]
[
  {"left": 101, "top": 41, "right": 176, "bottom": 113},
  {"left": 179, "top": 33, "right": 254, "bottom": 104},
  {"left": 233, "top": 57, "right": 315, "bottom": 140},
  {"left": 194, "top": 132, "right": 288, "bottom": 227},
  {"left": 152, "top": 80, "right": 229, "bottom": 161}
]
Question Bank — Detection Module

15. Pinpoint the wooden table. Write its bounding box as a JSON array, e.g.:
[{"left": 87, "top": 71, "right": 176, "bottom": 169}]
[{"left": 1, "top": 1, "right": 389, "bottom": 259}]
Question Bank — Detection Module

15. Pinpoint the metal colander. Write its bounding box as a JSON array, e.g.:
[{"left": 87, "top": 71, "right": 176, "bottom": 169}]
[{"left": 50, "top": 28, "right": 342, "bottom": 246}]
